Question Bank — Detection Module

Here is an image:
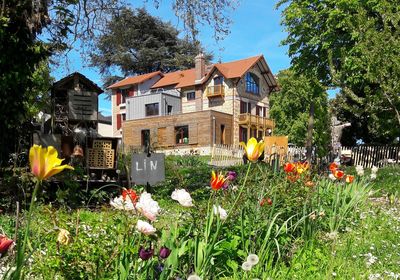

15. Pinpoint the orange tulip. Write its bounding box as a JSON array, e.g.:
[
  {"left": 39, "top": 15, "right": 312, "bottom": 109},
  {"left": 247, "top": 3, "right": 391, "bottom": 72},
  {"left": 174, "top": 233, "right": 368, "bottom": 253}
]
[
  {"left": 305, "top": 181, "right": 315, "bottom": 188},
  {"left": 329, "top": 162, "right": 339, "bottom": 172},
  {"left": 333, "top": 169, "right": 345, "bottom": 180},
  {"left": 210, "top": 171, "right": 227, "bottom": 190},
  {"left": 29, "top": 145, "right": 74, "bottom": 181},
  {"left": 240, "top": 137, "right": 265, "bottom": 162},
  {"left": 284, "top": 162, "right": 296, "bottom": 173},
  {"left": 345, "top": 175, "right": 354, "bottom": 183}
]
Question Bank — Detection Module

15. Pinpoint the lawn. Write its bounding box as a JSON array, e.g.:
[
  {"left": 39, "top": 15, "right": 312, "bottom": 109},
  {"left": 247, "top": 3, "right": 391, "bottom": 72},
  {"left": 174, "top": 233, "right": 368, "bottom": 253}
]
[{"left": 0, "top": 153, "right": 399, "bottom": 280}]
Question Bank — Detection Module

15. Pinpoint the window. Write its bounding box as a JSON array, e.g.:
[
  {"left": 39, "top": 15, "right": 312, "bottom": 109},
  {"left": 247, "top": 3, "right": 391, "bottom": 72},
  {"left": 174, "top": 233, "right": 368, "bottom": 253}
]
[
  {"left": 246, "top": 72, "right": 260, "bottom": 94},
  {"left": 122, "top": 113, "right": 126, "bottom": 121},
  {"left": 145, "top": 103, "right": 159, "bottom": 116},
  {"left": 213, "top": 76, "right": 224, "bottom": 85},
  {"left": 167, "top": 105, "right": 173, "bottom": 115},
  {"left": 175, "top": 125, "right": 189, "bottom": 144},
  {"left": 220, "top": 125, "right": 225, "bottom": 144},
  {"left": 187, "top": 91, "right": 196, "bottom": 100},
  {"left": 121, "top": 88, "right": 128, "bottom": 103},
  {"left": 239, "top": 127, "right": 248, "bottom": 143}
]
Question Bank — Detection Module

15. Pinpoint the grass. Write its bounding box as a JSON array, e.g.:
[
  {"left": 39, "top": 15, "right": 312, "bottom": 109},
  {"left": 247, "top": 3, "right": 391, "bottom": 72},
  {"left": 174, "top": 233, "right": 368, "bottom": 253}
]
[{"left": 0, "top": 163, "right": 399, "bottom": 279}]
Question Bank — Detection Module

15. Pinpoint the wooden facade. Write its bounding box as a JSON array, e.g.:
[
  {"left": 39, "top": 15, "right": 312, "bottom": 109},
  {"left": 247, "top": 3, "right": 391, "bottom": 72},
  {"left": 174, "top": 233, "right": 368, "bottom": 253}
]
[{"left": 123, "top": 110, "right": 233, "bottom": 149}]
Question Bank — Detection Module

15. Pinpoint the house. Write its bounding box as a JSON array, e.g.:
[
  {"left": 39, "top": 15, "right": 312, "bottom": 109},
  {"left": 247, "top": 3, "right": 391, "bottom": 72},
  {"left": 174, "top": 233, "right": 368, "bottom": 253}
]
[
  {"left": 108, "top": 54, "right": 278, "bottom": 151},
  {"left": 98, "top": 113, "right": 113, "bottom": 137}
]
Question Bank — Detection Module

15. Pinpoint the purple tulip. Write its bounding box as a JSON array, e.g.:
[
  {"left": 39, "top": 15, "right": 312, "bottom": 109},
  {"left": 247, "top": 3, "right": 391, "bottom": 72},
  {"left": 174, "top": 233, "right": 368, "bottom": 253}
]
[
  {"left": 159, "top": 246, "right": 171, "bottom": 259},
  {"left": 227, "top": 171, "right": 237, "bottom": 181},
  {"left": 139, "top": 247, "right": 154, "bottom": 260},
  {"left": 222, "top": 181, "right": 229, "bottom": 190}
]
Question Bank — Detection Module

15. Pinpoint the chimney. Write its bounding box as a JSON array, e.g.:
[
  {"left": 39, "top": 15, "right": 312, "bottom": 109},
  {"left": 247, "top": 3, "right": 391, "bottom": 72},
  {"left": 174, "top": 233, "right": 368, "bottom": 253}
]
[{"left": 195, "top": 53, "right": 205, "bottom": 81}]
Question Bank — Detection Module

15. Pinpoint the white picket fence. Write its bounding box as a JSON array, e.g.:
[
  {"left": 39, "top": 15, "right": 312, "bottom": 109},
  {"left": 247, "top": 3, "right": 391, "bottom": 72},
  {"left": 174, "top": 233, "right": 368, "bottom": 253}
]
[{"left": 210, "top": 144, "right": 245, "bottom": 167}]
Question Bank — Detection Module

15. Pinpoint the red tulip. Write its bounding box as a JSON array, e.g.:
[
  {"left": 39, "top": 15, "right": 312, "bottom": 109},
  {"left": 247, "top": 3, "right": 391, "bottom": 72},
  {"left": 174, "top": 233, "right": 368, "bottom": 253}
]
[
  {"left": 284, "top": 163, "right": 296, "bottom": 173},
  {"left": 0, "top": 235, "right": 13, "bottom": 256},
  {"left": 210, "top": 171, "right": 227, "bottom": 191},
  {"left": 122, "top": 189, "right": 138, "bottom": 204},
  {"left": 333, "top": 169, "right": 345, "bottom": 180}
]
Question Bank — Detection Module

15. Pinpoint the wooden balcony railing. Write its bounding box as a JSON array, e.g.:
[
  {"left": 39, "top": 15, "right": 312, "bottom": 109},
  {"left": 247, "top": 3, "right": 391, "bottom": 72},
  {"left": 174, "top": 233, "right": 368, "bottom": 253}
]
[
  {"left": 238, "top": 113, "right": 275, "bottom": 129},
  {"left": 206, "top": 85, "right": 225, "bottom": 98}
]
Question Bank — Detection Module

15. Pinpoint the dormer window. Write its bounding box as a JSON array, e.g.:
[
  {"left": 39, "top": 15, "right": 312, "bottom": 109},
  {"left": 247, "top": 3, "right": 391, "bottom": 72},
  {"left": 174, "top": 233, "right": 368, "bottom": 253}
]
[{"left": 246, "top": 72, "right": 260, "bottom": 94}]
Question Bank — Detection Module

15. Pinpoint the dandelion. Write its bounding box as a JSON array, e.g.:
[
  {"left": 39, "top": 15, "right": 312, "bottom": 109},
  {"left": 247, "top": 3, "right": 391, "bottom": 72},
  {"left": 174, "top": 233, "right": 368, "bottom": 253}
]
[
  {"left": 187, "top": 274, "right": 202, "bottom": 280},
  {"left": 241, "top": 261, "right": 252, "bottom": 271},
  {"left": 171, "top": 189, "right": 194, "bottom": 207},
  {"left": 247, "top": 254, "right": 259, "bottom": 265},
  {"left": 57, "top": 229, "right": 70, "bottom": 245},
  {"left": 240, "top": 137, "right": 265, "bottom": 162},
  {"left": 370, "top": 173, "right": 377, "bottom": 180},
  {"left": 371, "top": 166, "right": 378, "bottom": 174}
]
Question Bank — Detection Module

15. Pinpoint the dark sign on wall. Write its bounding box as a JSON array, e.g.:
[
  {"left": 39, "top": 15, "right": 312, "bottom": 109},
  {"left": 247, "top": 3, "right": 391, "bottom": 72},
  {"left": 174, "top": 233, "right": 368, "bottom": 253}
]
[{"left": 131, "top": 153, "right": 165, "bottom": 185}]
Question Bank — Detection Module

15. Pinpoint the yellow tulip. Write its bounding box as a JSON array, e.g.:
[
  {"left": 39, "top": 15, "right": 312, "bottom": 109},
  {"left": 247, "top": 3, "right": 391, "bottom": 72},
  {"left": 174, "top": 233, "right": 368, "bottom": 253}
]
[
  {"left": 57, "top": 229, "right": 70, "bottom": 245},
  {"left": 29, "top": 145, "right": 74, "bottom": 181},
  {"left": 240, "top": 137, "right": 265, "bottom": 162}
]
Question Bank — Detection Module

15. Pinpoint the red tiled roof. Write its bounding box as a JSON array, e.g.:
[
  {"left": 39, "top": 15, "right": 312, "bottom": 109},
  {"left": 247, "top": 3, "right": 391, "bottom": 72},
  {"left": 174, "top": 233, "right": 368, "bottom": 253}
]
[
  {"left": 107, "top": 71, "right": 162, "bottom": 89},
  {"left": 214, "top": 55, "right": 262, "bottom": 78},
  {"left": 151, "top": 69, "right": 196, "bottom": 89}
]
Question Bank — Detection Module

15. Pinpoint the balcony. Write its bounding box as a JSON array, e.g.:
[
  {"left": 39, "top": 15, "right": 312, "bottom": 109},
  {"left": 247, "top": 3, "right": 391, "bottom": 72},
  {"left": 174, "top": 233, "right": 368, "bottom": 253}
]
[
  {"left": 238, "top": 113, "right": 275, "bottom": 129},
  {"left": 206, "top": 85, "right": 225, "bottom": 98}
]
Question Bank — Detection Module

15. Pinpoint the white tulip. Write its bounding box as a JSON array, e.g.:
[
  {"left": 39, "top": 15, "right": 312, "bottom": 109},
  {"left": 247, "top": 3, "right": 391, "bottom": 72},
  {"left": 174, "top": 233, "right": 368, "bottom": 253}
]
[
  {"left": 171, "top": 189, "right": 194, "bottom": 207},
  {"left": 329, "top": 173, "right": 336, "bottom": 181},
  {"left": 136, "top": 219, "right": 156, "bottom": 235},
  {"left": 110, "top": 195, "right": 136, "bottom": 211},
  {"left": 213, "top": 205, "right": 228, "bottom": 220},
  {"left": 136, "top": 192, "right": 160, "bottom": 221}
]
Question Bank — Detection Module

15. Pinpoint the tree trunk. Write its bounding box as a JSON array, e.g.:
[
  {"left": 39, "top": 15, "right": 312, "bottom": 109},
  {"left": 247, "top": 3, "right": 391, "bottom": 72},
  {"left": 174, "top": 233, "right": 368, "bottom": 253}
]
[{"left": 306, "top": 101, "right": 315, "bottom": 163}]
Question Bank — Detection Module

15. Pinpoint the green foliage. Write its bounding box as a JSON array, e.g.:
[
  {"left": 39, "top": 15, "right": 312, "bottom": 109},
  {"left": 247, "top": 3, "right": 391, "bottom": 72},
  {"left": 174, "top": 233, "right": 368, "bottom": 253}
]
[
  {"left": 90, "top": 8, "right": 212, "bottom": 77},
  {"left": 270, "top": 69, "right": 331, "bottom": 155},
  {"left": 278, "top": 0, "right": 400, "bottom": 144}
]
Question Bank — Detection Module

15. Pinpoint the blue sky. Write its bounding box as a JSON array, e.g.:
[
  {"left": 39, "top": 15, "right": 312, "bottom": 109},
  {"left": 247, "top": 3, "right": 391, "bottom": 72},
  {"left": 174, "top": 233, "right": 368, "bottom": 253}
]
[{"left": 52, "top": 0, "right": 291, "bottom": 116}]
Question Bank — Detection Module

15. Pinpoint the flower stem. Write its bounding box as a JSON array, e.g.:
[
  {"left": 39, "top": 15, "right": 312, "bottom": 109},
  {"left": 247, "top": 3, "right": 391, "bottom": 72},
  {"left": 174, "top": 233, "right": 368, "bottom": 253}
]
[
  {"left": 225, "top": 162, "right": 252, "bottom": 221},
  {"left": 13, "top": 179, "right": 41, "bottom": 279}
]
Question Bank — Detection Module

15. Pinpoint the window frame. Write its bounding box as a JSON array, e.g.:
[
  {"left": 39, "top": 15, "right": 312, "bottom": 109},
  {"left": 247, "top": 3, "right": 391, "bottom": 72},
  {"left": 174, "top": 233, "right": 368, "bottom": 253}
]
[
  {"left": 175, "top": 125, "right": 189, "bottom": 145},
  {"left": 145, "top": 102, "right": 159, "bottom": 116},
  {"left": 186, "top": 91, "right": 196, "bottom": 101},
  {"left": 245, "top": 72, "right": 260, "bottom": 95}
]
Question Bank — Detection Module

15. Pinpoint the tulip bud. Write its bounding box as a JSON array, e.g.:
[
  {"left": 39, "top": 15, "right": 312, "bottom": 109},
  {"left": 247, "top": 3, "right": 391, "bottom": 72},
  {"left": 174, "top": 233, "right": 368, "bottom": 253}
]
[
  {"left": 139, "top": 247, "right": 154, "bottom": 260},
  {"left": 159, "top": 246, "right": 171, "bottom": 259}
]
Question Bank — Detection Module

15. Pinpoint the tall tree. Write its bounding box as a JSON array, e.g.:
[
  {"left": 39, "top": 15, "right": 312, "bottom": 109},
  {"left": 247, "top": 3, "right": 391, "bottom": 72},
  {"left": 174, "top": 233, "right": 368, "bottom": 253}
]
[
  {"left": 270, "top": 69, "right": 331, "bottom": 156},
  {"left": 90, "top": 8, "right": 211, "bottom": 76},
  {"left": 0, "top": 0, "right": 236, "bottom": 164},
  {"left": 277, "top": 0, "right": 400, "bottom": 144}
]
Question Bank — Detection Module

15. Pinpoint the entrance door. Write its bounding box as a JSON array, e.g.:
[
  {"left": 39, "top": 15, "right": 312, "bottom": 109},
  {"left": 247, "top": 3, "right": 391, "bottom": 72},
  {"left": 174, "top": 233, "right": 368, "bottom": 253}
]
[{"left": 141, "top": 129, "right": 150, "bottom": 148}]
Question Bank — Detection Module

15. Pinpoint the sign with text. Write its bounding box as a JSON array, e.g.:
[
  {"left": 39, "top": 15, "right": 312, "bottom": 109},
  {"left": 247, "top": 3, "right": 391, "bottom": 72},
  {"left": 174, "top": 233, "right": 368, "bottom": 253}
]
[{"left": 131, "top": 153, "right": 165, "bottom": 185}]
